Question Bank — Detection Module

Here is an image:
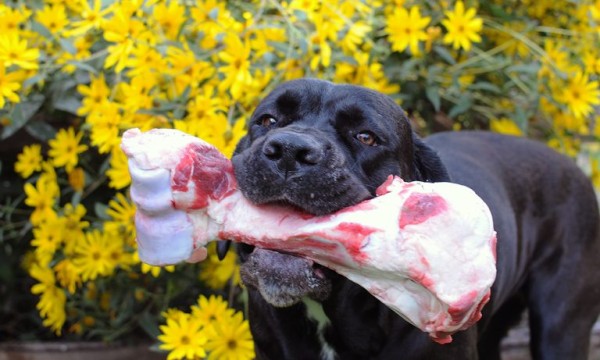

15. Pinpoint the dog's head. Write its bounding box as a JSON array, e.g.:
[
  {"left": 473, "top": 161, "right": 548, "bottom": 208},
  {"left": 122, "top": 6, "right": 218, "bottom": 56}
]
[{"left": 231, "top": 79, "right": 448, "bottom": 307}]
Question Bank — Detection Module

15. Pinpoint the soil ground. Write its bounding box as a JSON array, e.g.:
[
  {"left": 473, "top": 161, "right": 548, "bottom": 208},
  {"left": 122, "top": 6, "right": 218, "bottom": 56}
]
[{"left": 501, "top": 314, "right": 600, "bottom": 359}]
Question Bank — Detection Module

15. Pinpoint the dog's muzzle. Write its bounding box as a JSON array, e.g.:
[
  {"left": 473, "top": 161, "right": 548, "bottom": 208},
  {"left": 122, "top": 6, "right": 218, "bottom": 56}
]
[{"left": 262, "top": 130, "right": 326, "bottom": 179}]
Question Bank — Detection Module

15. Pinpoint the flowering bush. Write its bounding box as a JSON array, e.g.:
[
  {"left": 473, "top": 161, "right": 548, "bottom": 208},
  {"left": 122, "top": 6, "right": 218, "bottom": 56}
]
[{"left": 1, "top": 0, "right": 599, "bottom": 358}]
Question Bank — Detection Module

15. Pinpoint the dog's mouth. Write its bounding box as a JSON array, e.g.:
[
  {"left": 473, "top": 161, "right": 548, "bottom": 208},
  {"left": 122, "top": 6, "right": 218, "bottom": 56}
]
[
  {"left": 239, "top": 245, "right": 333, "bottom": 307},
  {"left": 231, "top": 130, "right": 372, "bottom": 307}
]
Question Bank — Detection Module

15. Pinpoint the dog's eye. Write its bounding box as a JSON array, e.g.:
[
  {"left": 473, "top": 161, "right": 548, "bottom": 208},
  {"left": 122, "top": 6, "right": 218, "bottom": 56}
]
[
  {"left": 356, "top": 131, "right": 378, "bottom": 146},
  {"left": 259, "top": 115, "right": 278, "bottom": 128}
]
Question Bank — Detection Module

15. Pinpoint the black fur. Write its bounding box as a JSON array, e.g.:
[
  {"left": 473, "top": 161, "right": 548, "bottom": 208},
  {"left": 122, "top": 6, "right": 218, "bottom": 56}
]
[{"left": 231, "top": 79, "right": 600, "bottom": 359}]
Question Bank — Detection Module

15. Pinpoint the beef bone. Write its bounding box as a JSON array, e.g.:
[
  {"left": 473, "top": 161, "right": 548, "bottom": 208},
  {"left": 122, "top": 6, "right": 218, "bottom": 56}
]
[{"left": 120, "top": 128, "right": 497, "bottom": 344}]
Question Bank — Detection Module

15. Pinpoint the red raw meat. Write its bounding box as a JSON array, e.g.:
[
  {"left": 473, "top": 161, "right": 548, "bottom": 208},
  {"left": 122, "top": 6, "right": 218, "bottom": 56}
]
[{"left": 121, "top": 128, "right": 497, "bottom": 344}]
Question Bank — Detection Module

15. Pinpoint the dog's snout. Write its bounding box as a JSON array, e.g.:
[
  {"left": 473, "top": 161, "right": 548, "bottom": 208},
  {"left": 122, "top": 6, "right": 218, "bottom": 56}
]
[{"left": 263, "top": 132, "right": 324, "bottom": 173}]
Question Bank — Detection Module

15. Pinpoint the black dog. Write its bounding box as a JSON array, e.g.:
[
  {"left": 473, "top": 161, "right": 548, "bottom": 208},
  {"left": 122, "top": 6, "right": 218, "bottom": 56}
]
[{"left": 228, "top": 79, "right": 600, "bottom": 359}]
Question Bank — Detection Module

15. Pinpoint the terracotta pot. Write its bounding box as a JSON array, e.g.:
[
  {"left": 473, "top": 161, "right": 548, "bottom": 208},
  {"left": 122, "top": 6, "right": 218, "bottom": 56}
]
[{"left": 0, "top": 342, "right": 165, "bottom": 360}]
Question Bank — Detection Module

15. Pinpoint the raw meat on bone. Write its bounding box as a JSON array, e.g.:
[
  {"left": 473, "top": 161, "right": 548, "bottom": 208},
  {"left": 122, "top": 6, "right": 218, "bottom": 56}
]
[{"left": 121, "top": 128, "right": 497, "bottom": 344}]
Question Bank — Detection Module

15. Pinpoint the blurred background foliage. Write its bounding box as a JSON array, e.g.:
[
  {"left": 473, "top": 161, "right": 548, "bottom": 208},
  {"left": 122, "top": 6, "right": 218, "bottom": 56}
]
[{"left": 0, "top": 0, "right": 599, "bottom": 358}]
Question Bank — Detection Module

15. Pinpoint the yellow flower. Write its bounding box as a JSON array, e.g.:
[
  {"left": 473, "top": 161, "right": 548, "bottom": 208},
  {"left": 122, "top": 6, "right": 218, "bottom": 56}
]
[
  {"left": 54, "top": 259, "right": 82, "bottom": 294},
  {"left": 162, "top": 308, "right": 188, "bottom": 323},
  {"left": 105, "top": 192, "right": 137, "bottom": 245},
  {"left": 56, "top": 36, "right": 93, "bottom": 74},
  {"left": 489, "top": 21, "right": 530, "bottom": 58},
  {"left": 107, "top": 147, "right": 132, "bottom": 189},
  {"left": 333, "top": 52, "right": 400, "bottom": 95},
  {"left": 30, "top": 263, "right": 66, "bottom": 335},
  {"left": 66, "top": 0, "right": 110, "bottom": 36},
  {"left": 183, "top": 86, "right": 227, "bottom": 123},
  {"left": 441, "top": 0, "right": 483, "bottom": 51},
  {"left": 159, "top": 313, "right": 208, "bottom": 360},
  {"left": 191, "top": 295, "right": 235, "bottom": 330},
  {"left": 35, "top": 4, "right": 69, "bottom": 34},
  {"left": 199, "top": 243, "right": 241, "bottom": 289},
  {"left": 248, "top": 27, "right": 285, "bottom": 59},
  {"left": 86, "top": 101, "right": 122, "bottom": 154},
  {"left": 554, "top": 71, "right": 600, "bottom": 119},
  {"left": 102, "top": 9, "right": 149, "bottom": 72},
  {"left": 104, "top": 228, "right": 134, "bottom": 270},
  {"left": 190, "top": 0, "right": 239, "bottom": 49},
  {"left": 166, "top": 44, "right": 215, "bottom": 97},
  {"left": 15, "top": 144, "right": 43, "bottom": 178},
  {"left": 128, "top": 43, "right": 166, "bottom": 77},
  {"left": 205, "top": 312, "right": 254, "bottom": 360},
  {"left": 286, "top": 0, "right": 321, "bottom": 15},
  {"left": 0, "top": 5, "right": 31, "bottom": 35},
  {"left": 222, "top": 117, "right": 248, "bottom": 159},
  {"left": 547, "top": 132, "right": 580, "bottom": 157},
  {"left": 153, "top": 0, "right": 186, "bottom": 40},
  {"left": 590, "top": 158, "right": 600, "bottom": 190},
  {"left": 341, "top": 21, "right": 371, "bottom": 54},
  {"left": 0, "top": 33, "right": 39, "bottom": 70},
  {"left": 308, "top": 14, "right": 337, "bottom": 70},
  {"left": 24, "top": 178, "right": 59, "bottom": 226},
  {"left": 0, "top": 63, "right": 22, "bottom": 108},
  {"left": 424, "top": 26, "right": 441, "bottom": 53},
  {"left": 117, "top": 76, "right": 154, "bottom": 113},
  {"left": 72, "top": 229, "right": 119, "bottom": 281},
  {"left": 31, "top": 216, "right": 64, "bottom": 266},
  {"left": 61, "top": 203, "right": 90, "bottom": 252},
  {"left": 68, "top": 167, "right": 85, "bottom": 192},
  {"left": 538, "top": 40, "right": 575, "bottom": 79},
  {"left": 48, "top": 127, "right": 88, "bottom": 172},
  {"left": 218, "top": 34, "right": 253, "bottom": 99},
  {"left": 489, "top": 118, "right": 523, "bottom": 136},
  {"left": 141, "top": 262, "right": 176, "bottom": 277},
  {"left": 553, "top": 111, "right": 587, "bottom": 134},
  {"left": 385, "top": 6, "right": 430, "bottom": 55},
  {"left": 77, "top": 73, "right": 111, "bottom": 116}
]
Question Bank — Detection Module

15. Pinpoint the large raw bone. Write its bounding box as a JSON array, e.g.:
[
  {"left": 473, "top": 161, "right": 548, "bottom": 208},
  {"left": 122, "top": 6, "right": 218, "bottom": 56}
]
[{"left": 121, "top": 128, "right": 497, "bottom": 344}]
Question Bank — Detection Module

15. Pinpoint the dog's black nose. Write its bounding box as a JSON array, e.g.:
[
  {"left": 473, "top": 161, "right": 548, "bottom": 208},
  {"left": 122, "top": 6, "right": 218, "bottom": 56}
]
[{"left": 263, "top": 132, "right": 324, "bottom": 173}]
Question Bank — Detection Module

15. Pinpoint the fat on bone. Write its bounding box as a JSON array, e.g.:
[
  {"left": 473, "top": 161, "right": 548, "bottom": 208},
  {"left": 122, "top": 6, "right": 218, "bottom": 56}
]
[{"left": 120, "top": 128, "right": 497, "bottom": 344}]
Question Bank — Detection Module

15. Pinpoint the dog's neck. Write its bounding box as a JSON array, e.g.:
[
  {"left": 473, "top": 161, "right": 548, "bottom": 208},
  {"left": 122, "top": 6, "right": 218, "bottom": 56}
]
[{"left": 302, "top": 297, "right": 337, "bottom": 360}]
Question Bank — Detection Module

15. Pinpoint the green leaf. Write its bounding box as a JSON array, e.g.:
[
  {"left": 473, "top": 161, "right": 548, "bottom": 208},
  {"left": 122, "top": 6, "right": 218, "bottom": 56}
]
[
  {"left": 506, "top": 63, "right": 539, "bottom": 74},
  {"left": 23, "top": 73, "right": 46, "bottom": 88},
  {"left": 448, "top": 96, "right": 473, "bottom": 118},
  {"left": 95, "top": 202, "right": 110, "bottom": 220},
  {"left": 481, "top": 3, "right": 513, "bottom": 21},
  {"left": 513, "top": 105, "right": 528, "bottom": 132},
  {"left": 71, "top": 191, "right": 82, "bottom": 207},
  {"left": 68, "top": 60, "right": 99, "bottom": 74},
  {"left": 2, "top": 94, "right": 45, "bottom": 140},
  {"left": 425, "top": 86, "right": 441, "bottom": 112},
  {"left": 433, "top": 46, "right": 457, "bottom": 65},
  {"left": 468, "top": 82, "right": 502, "bottom": 94},
  {"left": 25, "top": 119, "right": 56, "bottom": 141},
  {"left": 52, "top": 92, "right": 81, "bottom": 115},
  {"left": 59, "top": 38, "right": 76, "bottom": 55},
  {"left": 138, "top": 311, "right": 161, "bottom": 339},
  {"left": 30, "top": 20, "right": 53, "bottom": 39}
]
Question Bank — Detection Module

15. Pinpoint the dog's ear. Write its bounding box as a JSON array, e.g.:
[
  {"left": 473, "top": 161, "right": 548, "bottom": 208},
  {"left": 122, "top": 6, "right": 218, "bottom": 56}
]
[{"left": 412, "top": 133, "right": 450, "bottom": 182}]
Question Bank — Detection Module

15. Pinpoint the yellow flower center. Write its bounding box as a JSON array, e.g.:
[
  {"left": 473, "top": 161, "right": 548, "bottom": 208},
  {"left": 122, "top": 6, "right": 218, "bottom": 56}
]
[
  {"left": 227, "top": 339, "right": 237, "bottom": 350},
  {"left": 571, "top": 89, "right": 581, "bottom": 100},
  {"left": 92, "top": 251, "right": 101, "bottom": 260},
  {"left": 180, "top": 335, "right": 190, "bottom": 345}
]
